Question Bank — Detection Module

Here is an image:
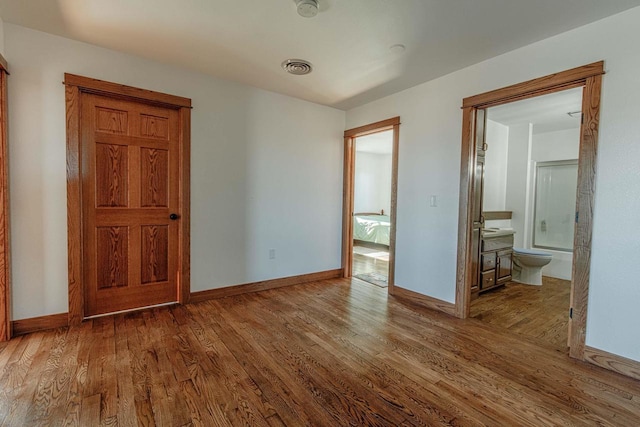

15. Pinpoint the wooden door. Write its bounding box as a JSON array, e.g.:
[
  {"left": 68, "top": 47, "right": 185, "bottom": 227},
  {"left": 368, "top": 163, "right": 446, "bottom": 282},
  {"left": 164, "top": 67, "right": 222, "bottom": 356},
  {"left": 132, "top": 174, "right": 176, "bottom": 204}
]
[
  {"left": 82, "top": 94, "right": 181, "bottom": 316},
  {"left": 470, "top": 108, "right": 487, "bottom": 297}
]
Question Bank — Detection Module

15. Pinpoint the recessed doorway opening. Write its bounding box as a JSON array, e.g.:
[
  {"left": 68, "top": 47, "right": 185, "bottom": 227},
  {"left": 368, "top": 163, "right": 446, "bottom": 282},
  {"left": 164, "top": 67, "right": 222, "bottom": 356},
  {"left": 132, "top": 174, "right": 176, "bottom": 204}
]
[
  {"left": 470, "top": 88, "right": 583, "bottom": 351},
  {"left": 352, "top": 130, "right": 394, "bottom": 288},
  {"left": 342, "top": 117, "right": 400, "bottom": 292}
]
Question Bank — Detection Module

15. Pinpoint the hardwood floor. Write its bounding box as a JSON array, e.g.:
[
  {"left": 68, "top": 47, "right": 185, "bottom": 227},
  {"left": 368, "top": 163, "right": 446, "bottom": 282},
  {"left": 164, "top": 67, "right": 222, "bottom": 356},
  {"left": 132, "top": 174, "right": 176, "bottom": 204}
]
[
  {"left": 1, "top": 278, "right": 639, "bottom": 426},
  {"left": 352, "top": 245, "right": 389, "bottom": 279},
  {"left": 470, "top": 276, "right": 571, "bottom": 351}
]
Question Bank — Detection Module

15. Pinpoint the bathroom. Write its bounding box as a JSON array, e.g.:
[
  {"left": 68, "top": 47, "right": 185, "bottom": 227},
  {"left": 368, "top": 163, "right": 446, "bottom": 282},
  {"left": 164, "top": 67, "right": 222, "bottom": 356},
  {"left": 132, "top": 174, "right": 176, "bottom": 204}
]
[{"left": 471, "top": 87, "right": 582, "bottom": 350}]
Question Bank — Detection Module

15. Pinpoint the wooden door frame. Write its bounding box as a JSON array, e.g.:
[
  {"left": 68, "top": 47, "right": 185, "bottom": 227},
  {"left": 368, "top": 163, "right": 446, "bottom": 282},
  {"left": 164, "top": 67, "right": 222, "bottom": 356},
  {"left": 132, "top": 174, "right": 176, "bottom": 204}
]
[
  {"left": 0, "top": 54, "right": 10, "bottom": 341},
  {"left": 454, "top": 62, "right": 604, "bottom": 360},
  {"left": 65, "top": 74, "right": 192, "bottom": 325},
  {"left": 342, "top": 117, "right": 400, "bottom": 293}
]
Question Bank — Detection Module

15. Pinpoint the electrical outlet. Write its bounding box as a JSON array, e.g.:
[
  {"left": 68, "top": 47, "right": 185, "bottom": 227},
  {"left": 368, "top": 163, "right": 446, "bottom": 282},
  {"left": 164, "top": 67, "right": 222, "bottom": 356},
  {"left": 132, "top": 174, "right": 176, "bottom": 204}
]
[{"left": 269, "top": 249, "right": 276, "bottom": 259}]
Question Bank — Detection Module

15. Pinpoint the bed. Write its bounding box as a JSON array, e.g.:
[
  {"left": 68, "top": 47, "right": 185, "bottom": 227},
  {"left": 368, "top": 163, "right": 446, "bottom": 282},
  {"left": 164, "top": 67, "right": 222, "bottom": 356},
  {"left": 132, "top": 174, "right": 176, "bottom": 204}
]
[{"left": 353, "top": 213, "right": 391, "bottom": 246}]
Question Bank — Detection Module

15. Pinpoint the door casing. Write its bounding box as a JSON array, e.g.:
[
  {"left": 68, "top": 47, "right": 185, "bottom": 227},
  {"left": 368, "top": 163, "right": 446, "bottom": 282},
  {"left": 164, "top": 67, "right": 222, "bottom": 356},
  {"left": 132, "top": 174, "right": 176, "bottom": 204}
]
[
  {"left": 65, "top": 74, "right": 192, "bottom": 325},
  {"left": 342, "top": 117, "right": 400, "bottom": 293},
  {"left": 455, "top": 62, "right": 604, "bottom": 361}
]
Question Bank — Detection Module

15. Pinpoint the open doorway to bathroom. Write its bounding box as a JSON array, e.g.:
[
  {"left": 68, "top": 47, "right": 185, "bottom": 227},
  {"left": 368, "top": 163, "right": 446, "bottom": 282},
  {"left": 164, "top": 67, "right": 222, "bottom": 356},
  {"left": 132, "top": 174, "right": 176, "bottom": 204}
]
[
  {"left": 470, "top": 88, "right": 583, "bottom": 351},
  {"left": 455, "top": 62, "right": 604, "bottom": 361}
]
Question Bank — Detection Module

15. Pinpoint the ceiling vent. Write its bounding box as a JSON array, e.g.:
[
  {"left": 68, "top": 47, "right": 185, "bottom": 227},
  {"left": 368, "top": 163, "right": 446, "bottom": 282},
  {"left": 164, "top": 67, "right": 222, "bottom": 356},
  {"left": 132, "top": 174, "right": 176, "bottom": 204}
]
[
  {"left": 296, "top": 0, "right": 319, "bottom": 18},
  {"left": 282, "top": 59, "right": 313, "bottom": 75}
]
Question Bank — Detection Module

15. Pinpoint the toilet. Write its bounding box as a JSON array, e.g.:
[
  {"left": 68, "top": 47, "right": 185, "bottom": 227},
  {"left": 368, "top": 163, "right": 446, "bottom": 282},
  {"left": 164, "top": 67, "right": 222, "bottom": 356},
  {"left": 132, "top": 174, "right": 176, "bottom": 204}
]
[{"left": 512, "top": 248, "right": 553, "bottom": 285}]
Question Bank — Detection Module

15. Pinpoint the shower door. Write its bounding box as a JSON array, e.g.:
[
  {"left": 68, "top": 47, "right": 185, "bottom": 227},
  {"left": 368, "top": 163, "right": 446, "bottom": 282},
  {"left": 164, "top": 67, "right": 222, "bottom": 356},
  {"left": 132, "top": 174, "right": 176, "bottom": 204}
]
[{"left": 533, "top": 160, "right": 579, "bottom": 252}]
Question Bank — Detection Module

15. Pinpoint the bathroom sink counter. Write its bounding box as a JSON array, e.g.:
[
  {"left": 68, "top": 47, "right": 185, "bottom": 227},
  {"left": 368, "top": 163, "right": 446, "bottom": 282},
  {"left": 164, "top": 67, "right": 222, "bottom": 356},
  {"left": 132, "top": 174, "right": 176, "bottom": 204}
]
[{"left": 481, "top": 229, "right": 515, "bottom": 238}]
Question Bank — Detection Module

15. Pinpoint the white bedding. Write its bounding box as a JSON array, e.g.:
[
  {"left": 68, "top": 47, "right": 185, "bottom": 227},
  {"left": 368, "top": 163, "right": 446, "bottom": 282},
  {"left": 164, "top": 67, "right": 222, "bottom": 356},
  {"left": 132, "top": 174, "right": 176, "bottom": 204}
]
[{"left": 353, "top": 214, "right": 390, "bottom": 246}]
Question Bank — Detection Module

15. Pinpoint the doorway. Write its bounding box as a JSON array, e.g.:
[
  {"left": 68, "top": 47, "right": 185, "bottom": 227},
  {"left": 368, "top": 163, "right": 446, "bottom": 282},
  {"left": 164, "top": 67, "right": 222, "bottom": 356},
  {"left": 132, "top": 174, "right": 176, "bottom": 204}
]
[
  {"left": 342, "top": 117, "right": 400, "bottom": 292},
  {"left": 352, "top": 130, "right": 394, "bottom": 287},
  {"left": 470, "top": 88, "right": 583, "bottom": 351},
  {"left": 455, "top": 62, "right": 604, "bottom": 360},
  {"left": 65, "top": 74, "right": 192, "bottom": 323}
]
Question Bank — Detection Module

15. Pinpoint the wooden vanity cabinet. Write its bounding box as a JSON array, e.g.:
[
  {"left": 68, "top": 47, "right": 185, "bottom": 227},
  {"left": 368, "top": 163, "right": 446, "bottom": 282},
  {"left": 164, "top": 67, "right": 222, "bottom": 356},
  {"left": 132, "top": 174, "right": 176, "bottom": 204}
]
[{"left": 479, "top": 234, "right": 513, "bottom": 293}]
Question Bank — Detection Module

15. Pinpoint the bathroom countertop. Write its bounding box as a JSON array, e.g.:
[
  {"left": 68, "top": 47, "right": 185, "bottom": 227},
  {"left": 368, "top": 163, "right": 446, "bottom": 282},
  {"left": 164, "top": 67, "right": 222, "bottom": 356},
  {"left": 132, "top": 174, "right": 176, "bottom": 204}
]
[{"left": 481, "top": 229, "right": 516, "bottom": 238}]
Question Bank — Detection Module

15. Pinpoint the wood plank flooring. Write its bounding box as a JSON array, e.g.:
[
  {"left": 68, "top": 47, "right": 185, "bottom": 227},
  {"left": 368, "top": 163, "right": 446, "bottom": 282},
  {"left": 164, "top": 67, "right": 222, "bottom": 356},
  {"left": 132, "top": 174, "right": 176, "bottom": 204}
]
[
  {"left": 470, "top": 276, "right": 571, "bottom": 351},
  {"left": 1, "top": 278, "right": 639, "bottom": 426},
  {"left": 352, "top": 245, "right": 389, "bottom": 279}
]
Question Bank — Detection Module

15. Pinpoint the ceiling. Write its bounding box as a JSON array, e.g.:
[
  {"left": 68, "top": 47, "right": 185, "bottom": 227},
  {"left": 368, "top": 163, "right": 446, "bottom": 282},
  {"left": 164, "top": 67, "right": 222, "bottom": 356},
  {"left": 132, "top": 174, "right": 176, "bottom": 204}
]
[
  {"left": 488, "top": 87, "right": 583, "bottom": 133},
  {"left": 1, "top": 1, "right": 639, "bottom": 110}
]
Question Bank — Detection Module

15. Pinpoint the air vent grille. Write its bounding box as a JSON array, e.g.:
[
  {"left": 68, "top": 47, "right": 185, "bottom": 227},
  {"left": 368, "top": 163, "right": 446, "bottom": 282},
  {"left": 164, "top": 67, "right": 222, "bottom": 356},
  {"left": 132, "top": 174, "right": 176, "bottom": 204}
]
[{"left": 282, "top": 59, "right": 313, "bottom": 75}]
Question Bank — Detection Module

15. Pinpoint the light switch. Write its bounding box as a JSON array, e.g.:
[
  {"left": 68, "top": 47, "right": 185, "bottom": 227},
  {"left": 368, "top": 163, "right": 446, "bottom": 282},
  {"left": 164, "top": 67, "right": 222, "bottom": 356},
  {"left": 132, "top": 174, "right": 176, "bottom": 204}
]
[{"left": 430, "top": 195, "right": 438, "bottom": 207}]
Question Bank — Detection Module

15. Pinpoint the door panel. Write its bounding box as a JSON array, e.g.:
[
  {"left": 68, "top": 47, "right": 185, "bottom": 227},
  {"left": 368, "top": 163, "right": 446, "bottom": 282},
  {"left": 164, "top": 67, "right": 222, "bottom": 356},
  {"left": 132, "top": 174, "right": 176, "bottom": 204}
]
[
  {"left": 82, "top": 94, "right": 180, "bottom": 316},
  {"left": 470, "top": 108, "right": 487, "bottom": 297}
]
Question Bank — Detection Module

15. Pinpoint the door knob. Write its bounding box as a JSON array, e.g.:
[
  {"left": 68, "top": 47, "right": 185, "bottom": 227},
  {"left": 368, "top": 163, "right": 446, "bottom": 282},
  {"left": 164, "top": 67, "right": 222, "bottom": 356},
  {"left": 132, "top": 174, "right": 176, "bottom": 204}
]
[{"left": 169, "top": 213, "right": 180, "bottom": 220}]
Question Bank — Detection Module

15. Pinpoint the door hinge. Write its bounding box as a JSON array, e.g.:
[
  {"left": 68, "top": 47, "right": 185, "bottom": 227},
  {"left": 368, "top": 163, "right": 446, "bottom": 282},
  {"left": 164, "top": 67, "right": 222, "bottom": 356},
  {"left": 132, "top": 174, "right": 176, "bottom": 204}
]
[
  {"left": 575, "top": 211, "right": 579, "bottom": 223},
  {"left": 569, "top": 307, "right": 573, "bottom": 319},
  {"left": 482, "top": 143, "right": 488, "bottom": 151}
]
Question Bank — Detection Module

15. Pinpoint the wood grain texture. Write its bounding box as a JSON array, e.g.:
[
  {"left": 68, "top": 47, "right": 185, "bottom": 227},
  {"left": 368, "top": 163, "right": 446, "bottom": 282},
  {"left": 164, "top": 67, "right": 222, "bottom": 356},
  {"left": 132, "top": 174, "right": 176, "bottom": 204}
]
[
  {"left": 343, "top": 116, "right": 400, "bottom": 138},
  {"left": 387, "top": 124, "right": 399, "bottom": 293},
  {"left": 140, "top": 114, "right": 169, "bottom": 140},
  {"left": 189, "top": 269, "right": 342, "bottom": 303},
  {"left": 462, "top": 61, "right": 604, "bottom": 108},
  {"left": 2, "top": 278, "right": 640, "bottom": 425},
  {"left": 96, "top": 227, "right": 128, "bottom": 289},
  {"left": 393, "top": 285, "right": 457, "bottom": 316},
  {"left": 11, "top": 313, "right": 69, "bottom": 336},
  {"left": 471, "top": 278, "right": 570, "bottom": 351},
  {"left": 455, "top": 106, "right": 475, "bottom": 318},
  {"left": 483, "top": 210, "right": 512, "bottom": 220},
  {"left": 341, "top": 136, "right": 354, "bottom": 278},
  {"left": 66, "top": 76, "right": 191, "bottom": 319},
  {"left": 178, "top": 107, "right": 191, "bottom": 304},
  {"left": 96, "top": 107, "right": 128, "bottom": 134},
  {"left": 584, "top": 346, "right": 640, "bottom": 381},
  {"left": 66, "top": 84, "right": 84, "bottom": 325},
  {"left": 0, "top": 67, "right": 10, "bottom": 340},
  {"left": 95, "top": 143, "right": 128, "bottom": 207},
  {"left": 64, "top": 73, "right": 192, "bottom": 108},
  {"left": 455, "top": 63, "right": 603, "bottom": 362},
  {"left": 569, "top": 74, "right": 602, "bottom": 360},
  {"left": 140, "top": 148, "right": 168, "bottom": 207},
  {"left": 140, "top": 225, "right": 168, "bottom": 284}
]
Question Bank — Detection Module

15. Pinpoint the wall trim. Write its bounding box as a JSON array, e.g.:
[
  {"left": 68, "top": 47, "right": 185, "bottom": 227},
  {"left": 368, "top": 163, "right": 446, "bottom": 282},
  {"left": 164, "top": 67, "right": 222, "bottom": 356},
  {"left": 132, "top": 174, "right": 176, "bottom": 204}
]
[
  {"left": 392, "top": 285, "right": 456, "bottom": 317},
  {"left": 189, "top": 269, "right": 343, "bottom": 303},
  {"left": 584, "top": 346, "right": 640, "bottom": 382},
  {"left": 11, "top": 313, "right": 69, "bottom": 336},
  {"left": 0, "top": 54, "right": 10, "bottom": 342}
]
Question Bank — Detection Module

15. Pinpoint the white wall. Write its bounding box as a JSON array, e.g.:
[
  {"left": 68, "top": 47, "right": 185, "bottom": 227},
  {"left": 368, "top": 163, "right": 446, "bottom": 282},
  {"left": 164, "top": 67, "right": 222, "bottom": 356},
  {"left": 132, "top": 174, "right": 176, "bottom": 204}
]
[
  {"left": 532, "top": 128, "right": 581, "bottom": 162},
  {"left": 504, "top": 124, "right": 533, "bottom": 250},
  {"left": 354, "top": 152, "right": 392, "bottom": 214},
  {"left": 5, "top": 24, "right": 345, "bottom": 320},
  {"left": 483, "top": 119, "right": 509, "bottom": 211},
  {"left": 345, "top": 7, "right": 640, "bottom": 362},
  {"left": 0, "top": 16, "right": 4, "bottom": 56}
]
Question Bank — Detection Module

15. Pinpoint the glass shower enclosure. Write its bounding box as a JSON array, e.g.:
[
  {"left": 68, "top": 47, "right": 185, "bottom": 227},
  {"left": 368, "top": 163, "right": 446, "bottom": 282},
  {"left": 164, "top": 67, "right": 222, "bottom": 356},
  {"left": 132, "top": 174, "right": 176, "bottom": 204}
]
[{"left": 532, "top": 159, "right": 579, "bottom": 252}]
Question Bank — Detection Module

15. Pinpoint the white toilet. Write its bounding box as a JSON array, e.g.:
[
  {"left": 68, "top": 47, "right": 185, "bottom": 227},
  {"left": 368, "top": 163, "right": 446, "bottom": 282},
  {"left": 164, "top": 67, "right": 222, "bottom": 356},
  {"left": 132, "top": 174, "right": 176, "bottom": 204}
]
[{"left": 512, "top": 248, "right": 553, "bottom": 285}]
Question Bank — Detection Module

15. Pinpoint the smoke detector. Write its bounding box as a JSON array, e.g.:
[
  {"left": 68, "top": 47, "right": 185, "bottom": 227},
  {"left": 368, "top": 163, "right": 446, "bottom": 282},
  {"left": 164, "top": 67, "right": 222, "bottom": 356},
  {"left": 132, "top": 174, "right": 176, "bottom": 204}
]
[
  {"left": 282, "top": 59, "right": 313, "bottom": 75},
  {"left": 297, "top": 0, "right": 319, "bottom": 18}
]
